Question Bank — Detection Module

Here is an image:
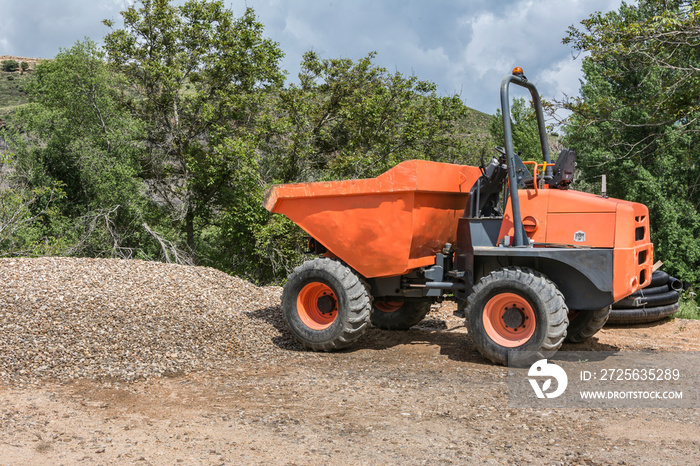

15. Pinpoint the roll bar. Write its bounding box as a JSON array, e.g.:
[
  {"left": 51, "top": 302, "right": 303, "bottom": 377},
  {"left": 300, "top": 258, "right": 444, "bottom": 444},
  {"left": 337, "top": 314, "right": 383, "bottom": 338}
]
[{"left": 500, "top": 71, "right": 552, "bottom": 247}]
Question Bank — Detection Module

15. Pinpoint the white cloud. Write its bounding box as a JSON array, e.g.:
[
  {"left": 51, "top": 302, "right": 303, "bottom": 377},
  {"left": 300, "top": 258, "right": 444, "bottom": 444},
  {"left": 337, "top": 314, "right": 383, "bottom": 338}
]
[
  {"left": 461, "top": 10, "right": 521, "bottom": 79},
  {"left": 536, "top": 56, "right": 585, "bottom": 102},
  {"left": 449, "top": 0, "right": 623, "bottom": 112},
  {"left": 282, "top": 13, "right": 321, "bottom": 51}
]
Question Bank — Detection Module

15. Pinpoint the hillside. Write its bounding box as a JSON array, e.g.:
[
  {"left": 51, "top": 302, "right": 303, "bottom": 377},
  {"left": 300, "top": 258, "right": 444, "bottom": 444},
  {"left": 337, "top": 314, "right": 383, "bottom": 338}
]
[
  {"left": 0, "top": 71, "right": 30, "bottom": 115},
  {"left": 461, "top": 106, "right": 492, "bottom": 136},
  {"left": 0, "top": 55, "right": 41, "bottom": 115},
  {"left": 0, "top": 55, "right": 44, "bottom": 69}
]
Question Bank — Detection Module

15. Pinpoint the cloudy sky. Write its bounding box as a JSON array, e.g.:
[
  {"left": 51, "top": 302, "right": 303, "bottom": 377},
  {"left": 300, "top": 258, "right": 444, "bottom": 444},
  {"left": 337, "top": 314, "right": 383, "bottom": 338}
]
[{"left": 0, "top": 0, "right": 624, "bottom": 114}]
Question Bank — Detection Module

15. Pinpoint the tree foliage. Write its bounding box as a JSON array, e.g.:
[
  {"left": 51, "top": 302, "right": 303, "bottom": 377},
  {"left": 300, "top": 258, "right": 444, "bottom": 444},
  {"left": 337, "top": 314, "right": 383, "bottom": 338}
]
[
  {"left": 13, "top": 39, "right": 150, "bottom": 259},
  {"left": 1, "top": 60, "right": 19, "bottom": 72},
  {"left": 0, "top": 135, "right": 67, "bottom": 256},
  {"left": 563, "top": 0, "right": 700, "bottom": 285},
  {"left": 264, "top": 51, "right": 476, "bottom": 184},
  {"left": 489, "top": 98, "right": 546, "bottom": 162},
  {"left": 102, "top": 0, "right": 285, "bottom": 264}
]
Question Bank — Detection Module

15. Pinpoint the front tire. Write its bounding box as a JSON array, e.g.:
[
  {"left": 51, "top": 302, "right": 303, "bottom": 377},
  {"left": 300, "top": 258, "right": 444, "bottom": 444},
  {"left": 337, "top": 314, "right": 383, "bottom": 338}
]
[
  {"left": 282, "top": 258, "right": 371, "bottom": 351},
  {"left": 370, "top": 300, "right": 431, "bottom": 330},
  {"left": 466, "top": 267, "right": 568, "bottom": 365}
]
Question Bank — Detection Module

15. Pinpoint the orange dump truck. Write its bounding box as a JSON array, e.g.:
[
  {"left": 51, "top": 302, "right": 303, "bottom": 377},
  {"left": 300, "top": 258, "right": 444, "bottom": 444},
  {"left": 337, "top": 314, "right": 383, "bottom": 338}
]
[{"left": 264, "top": 69, "right": 653, "bottom": 365}]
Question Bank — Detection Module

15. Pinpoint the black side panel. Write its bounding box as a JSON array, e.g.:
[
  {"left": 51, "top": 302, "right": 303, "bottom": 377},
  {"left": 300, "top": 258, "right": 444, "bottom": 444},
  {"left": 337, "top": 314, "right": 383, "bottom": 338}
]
[
  {"left": 473, "top": 247, "right": 614, "bottom": 310},
  {"left": 469, "top": 218, "right": 502, "bottom": 247}
]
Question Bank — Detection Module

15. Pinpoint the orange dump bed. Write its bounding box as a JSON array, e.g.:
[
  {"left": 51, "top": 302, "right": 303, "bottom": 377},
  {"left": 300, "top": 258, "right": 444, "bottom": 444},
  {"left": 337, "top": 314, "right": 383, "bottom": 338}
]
[{"left": 264, "top": 160, "right": 482, "bottom": 278}]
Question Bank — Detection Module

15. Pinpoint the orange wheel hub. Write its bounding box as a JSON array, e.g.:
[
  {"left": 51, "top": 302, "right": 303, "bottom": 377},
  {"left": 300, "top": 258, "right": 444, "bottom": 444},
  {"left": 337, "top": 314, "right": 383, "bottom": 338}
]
[
  {"left": 482, "top": 293, "right": 536, "bottom": 347},
  {"left": 297, "top": 282, "right": 338, "bottom": 330},
  {"left": 375, "top": 301, "right": 403, "bottom": 313}
]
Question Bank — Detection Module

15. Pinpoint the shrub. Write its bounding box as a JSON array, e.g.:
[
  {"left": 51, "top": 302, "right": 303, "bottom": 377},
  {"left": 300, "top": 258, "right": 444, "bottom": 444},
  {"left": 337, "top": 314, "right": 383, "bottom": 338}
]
[
  {"left": 676, "top": 293, "right": 700, "bottom": 320},
  {"left": 1, "top": 60, "right": 20, "bottom": 72}
]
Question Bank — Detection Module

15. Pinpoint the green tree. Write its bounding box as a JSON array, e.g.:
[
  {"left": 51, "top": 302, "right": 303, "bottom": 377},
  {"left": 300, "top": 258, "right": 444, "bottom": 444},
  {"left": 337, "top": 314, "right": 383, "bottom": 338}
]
[
  {"left": 266, "top": 51, "right": 477, "bottom": 184},
  {"left": 14, "top": 39, "right": 150, "bottom": 259},
  {"left": 489, "top": 97, "right": 545, "bottom": 162},
  {"left": 1, "top": 60, "right": 19, "bottom": 72},
  {"left": 20, "top": 61, "right": 29, "bottom": 74},
  {"left": 102, "top": 0, "right": 284, "bottom": 265},
  {"left": 563, "top": 0, "right": 700, "bottom": 285},
  {"left": 0, "top": 132, "right": 68, "bottom": 256}
]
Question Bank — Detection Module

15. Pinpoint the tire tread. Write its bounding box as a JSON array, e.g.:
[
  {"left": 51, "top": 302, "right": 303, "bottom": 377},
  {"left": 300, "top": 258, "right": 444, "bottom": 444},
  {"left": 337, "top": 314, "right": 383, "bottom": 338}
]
[
  {"left": 466, "top": 267, "right": 568, "bottom": 365},
  {"left": 282, "top": 257, "right": 371, "bottom": 351}
]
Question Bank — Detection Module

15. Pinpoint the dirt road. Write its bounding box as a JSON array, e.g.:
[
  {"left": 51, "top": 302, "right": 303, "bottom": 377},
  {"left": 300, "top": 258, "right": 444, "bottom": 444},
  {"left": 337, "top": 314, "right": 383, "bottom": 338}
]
[{"left": 0, "top": 258, "right": 699, "bottom": 464}]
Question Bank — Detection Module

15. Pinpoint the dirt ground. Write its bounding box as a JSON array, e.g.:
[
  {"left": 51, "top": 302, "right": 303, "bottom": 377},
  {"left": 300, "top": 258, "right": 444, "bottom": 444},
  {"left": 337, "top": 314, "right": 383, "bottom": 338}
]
[{"left": 1, "top": 301, "right": 699, "bottom": 465}]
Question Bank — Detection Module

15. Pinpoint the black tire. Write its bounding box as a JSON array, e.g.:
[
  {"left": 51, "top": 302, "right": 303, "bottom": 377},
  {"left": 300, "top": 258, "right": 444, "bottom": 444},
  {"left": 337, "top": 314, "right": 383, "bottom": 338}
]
[
  {"left": 565, "top": 306, "right": 611, "bottom": 343},
  {"left": 370, "top": 300, "right": 431, "bottom": 330},
  {"left": 465, "top": 267, "right": 568, "bottom": 366},
  {"left": 282, "top": 258, "right": 371, "bottom": 351},
  {"left": 607, "top": 302, "right": 681, "bottom": 325}
]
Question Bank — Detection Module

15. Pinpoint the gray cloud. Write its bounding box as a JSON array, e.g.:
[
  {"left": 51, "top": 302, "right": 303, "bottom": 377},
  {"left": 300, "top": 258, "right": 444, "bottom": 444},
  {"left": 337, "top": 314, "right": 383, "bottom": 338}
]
[
  {"left": 1, "top": 0, "right": 623, "bottom": 114},
  {"left": 238, "top": 0, "right": 623, "bottom": 113},
  {"left": 0, "top": 0, "right": 129, "bottom": 58}
]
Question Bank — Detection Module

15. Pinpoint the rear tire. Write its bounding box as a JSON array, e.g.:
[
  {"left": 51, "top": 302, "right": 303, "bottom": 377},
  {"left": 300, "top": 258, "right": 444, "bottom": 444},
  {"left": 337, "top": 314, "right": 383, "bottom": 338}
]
[
  {"left": 282, "top": 258, "right": 371, "bottom": 351},
  {"left": 466, "top": 267, "right": 568, "bottom": 365},
  {"left": 370, "top": 300, "right": 431, "bottom": 330},
  {"left": 565, "top": 307, "right": 610, "bottom": 343}
]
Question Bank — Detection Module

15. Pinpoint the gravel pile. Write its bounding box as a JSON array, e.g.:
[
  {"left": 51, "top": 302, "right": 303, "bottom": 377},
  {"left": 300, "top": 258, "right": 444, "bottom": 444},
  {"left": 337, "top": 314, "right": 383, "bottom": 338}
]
[{"left": 0, "top": 257, "right": 292, "bottom": 385}]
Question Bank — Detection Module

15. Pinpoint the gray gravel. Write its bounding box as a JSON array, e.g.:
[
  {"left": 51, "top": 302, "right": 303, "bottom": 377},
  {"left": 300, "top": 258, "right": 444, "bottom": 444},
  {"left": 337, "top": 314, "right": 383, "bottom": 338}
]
[{"left": 0, "top": 257, "right": 292, "bottom": 385}]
